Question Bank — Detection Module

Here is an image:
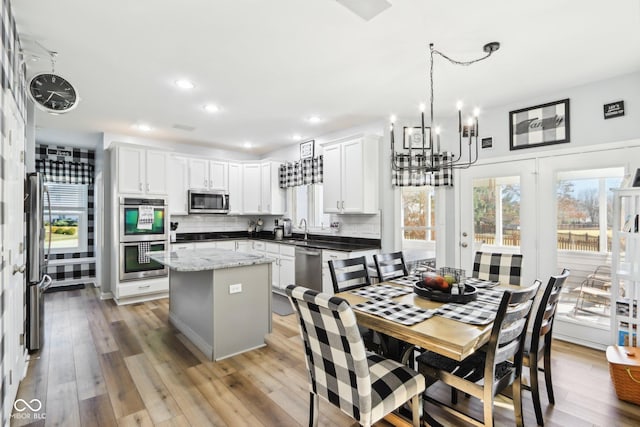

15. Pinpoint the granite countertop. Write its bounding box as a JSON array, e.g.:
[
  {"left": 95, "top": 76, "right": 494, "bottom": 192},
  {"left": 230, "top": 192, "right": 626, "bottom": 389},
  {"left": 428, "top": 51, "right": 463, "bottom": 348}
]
[
  {"left": 174, "top": 231, "right": 380, "bottom": 252},
  {"left": 148, "top": 248, "right": 274, "bottom": 272}
]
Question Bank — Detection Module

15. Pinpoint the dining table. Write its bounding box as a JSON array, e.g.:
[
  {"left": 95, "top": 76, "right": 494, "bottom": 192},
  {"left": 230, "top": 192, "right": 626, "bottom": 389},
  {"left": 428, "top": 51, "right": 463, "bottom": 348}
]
[{"left": 336, "top": 275, "right": 515, "bottom": 362}]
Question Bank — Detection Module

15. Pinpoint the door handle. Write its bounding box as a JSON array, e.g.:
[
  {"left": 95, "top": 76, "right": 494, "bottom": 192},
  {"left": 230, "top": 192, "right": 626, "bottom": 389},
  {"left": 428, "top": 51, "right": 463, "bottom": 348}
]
[
  {"left": 146, "top": 183, "right": 150, "bottom": 192},
  {"left": 12, "top": 264, "right": 26, "bottom": 275},
  {"left": 460, "top": 242, "right": 468, "bottom": 248},
  {"left": 336, "top": 201, "right": 340, "bottom": 209},
  {"left": 341, "top": 200, "right": 345, "bottom": 210},
  {"left": 139, "top": 182, "right": 143, "bottom": 191},
  {"left": 462, "top": 232, "right": 468, "bottom": 237}
]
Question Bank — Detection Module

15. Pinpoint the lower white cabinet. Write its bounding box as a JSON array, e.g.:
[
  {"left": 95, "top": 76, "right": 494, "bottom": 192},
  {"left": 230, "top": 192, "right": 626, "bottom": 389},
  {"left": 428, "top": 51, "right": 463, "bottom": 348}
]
[
  {"left": 171, "top": 242, "right": 194, "bottom": 251},
  {"left": 266, "top": 243, "right": 295, "bottom": 290}
]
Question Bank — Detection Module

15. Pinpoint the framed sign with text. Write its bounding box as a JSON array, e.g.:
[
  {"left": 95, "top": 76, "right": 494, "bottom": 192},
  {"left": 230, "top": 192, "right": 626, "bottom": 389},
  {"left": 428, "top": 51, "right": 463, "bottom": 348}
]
[{"left": 509, "top": 98, "right": 570, "bottom": 150}]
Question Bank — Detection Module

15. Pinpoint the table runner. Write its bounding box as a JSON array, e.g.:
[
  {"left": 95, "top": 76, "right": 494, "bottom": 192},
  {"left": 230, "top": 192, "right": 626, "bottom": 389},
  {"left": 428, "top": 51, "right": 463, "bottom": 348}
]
[
  {"left": 353, "top": 299, "right": 435, "bottom": 326},
  {"left": 349, "top": 284, "right": 412, "bottom": 300},
  {"left": 435, "top": 300, "right": 499, "bottom": 325}
]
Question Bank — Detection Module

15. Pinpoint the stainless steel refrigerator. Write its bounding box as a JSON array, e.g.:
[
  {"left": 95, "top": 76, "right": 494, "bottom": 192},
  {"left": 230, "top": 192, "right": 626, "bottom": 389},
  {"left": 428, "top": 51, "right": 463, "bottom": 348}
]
[{"left": 25, "top": 172, "right": 52, "bottom": 351}]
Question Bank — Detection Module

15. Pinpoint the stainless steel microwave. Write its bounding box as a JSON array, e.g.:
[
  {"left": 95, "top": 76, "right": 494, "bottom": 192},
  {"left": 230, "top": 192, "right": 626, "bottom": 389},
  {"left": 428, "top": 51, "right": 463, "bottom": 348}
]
[{"left": 188, "top": 190, "right": 230, "bottom": 214}]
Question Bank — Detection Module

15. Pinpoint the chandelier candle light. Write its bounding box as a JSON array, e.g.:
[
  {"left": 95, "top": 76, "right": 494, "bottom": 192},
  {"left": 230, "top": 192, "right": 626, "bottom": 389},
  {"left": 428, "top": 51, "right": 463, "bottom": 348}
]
[{"left": 390, "top": 42, "right": 500, "bottom": 174}]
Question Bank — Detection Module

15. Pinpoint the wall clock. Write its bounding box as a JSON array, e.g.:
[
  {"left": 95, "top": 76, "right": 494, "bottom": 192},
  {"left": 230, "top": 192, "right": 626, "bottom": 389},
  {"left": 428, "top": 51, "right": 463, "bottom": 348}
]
[{"left": 28, "top": 73, "right": 79, "bottom": 114}]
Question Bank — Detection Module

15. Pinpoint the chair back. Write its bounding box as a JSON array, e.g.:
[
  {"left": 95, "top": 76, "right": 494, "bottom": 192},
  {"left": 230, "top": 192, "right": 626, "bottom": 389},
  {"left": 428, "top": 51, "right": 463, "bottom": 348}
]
[
  {"left": 285, "top": 285, "right": 372, "bottom": 422},
  {"left": 484, "top": 280, "right": 540, "bottom": 387},
  {"left": 531, "top": 269, "right": 570, "bottom": 350},
  {"left": 472, "top": 251, "right": 523, "bottom": 285},
  {"left": 328, "top": 256, "right": 371, "bottom": 293},
  {"left": 373, "top": 252, "right": 409, "bottom": 282}
]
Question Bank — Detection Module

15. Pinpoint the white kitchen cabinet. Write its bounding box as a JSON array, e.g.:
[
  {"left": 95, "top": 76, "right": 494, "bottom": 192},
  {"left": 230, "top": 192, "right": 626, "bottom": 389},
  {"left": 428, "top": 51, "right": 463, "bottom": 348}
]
[
  {"left": 171, "top": 242, "right": 194, "bottom": 251},
  {"left": 117, "top": 146, "right": 168, "bottom": 195},
  {"left": 242, "top": 163, "right": 262, "bottom": 214},
  {"left": 168, "top": 156, "right": 189, "bottom": 215},
  {"left": 242, "top": 162, "right": 285, "bottom": 215},
  {"left": 193, "top": 241, "right": 219, "bottom": 250},
  {"left": 228, "top": 162, "right": 243, "bottom": 214},
  {"left": 322, "top": 134, "right": 380, "bottom": 214},
  {"left": 188, "top": 158, "right": 229, "bottom": 191},
  {"left": 266, "top": 243, "right": 295, "bottom": 290}
]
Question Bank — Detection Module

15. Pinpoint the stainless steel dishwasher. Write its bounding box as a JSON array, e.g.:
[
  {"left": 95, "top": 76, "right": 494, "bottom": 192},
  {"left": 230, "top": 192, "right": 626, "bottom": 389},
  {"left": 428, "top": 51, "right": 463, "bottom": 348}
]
[{"left": 295, "top": 246, "right": 323, "bottom": 291}]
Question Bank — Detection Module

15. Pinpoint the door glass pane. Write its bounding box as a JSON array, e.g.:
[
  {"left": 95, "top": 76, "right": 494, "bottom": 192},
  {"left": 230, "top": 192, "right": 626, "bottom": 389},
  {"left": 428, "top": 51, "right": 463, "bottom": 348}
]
[
  {"left": 472, "top": 177, "right": 520, "bottom": 248},
  {"left": 401, "top": 187, "right": 435, "bottom": 241},
  {"left": 555, "top": 167, "right": 624, "bottom": 328}
]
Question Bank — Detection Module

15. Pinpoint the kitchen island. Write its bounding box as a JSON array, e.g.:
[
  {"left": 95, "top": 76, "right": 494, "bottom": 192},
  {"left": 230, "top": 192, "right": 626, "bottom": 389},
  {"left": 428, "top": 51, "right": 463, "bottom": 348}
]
[{"left": 148, "top": 248, "right": 273, "bottom": 361}]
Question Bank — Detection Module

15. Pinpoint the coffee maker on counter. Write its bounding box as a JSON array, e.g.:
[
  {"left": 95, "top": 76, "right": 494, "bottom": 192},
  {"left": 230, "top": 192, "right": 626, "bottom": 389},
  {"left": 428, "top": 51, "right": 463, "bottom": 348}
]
[{"left": 281, "top": 218, "right": 292, "bottom": 237}]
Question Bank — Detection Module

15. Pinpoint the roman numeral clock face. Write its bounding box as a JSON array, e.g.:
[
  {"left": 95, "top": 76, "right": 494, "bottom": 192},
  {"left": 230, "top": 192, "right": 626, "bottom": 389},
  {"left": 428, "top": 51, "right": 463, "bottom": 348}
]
[{"left": 29, "top": 73, "right": 79, "bottom": 113}]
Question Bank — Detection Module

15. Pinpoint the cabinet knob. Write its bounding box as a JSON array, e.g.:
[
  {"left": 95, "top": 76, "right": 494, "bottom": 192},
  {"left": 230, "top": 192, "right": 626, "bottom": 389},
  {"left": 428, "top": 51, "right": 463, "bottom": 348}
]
[
  {"left": 341, "top": 200, "right": 345, "bottom": 209},
  {"left": 139, "top": 183, "right": 143, "bottom": 191},
  {"left": 336, "top": 201, "right": 340, "bottom": 209},
  {"left": 146, "top": 183, "right": 150, "bottom": 192}
]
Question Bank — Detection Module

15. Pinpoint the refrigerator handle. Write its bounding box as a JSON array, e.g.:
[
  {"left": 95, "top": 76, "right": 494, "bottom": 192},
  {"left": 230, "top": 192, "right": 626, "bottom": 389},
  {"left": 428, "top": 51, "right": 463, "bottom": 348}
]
[
  {"left": 40, "top": 274, "right": 53, "bottom": 292},
  {"left": 44, "top": 184, "right": 52, "bottom": 267}
]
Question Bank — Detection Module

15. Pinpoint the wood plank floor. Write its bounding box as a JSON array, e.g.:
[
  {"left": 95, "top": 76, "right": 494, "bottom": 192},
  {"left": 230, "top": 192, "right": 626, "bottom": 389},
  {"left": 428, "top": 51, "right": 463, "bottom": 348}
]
[{"left": 11, "top": 286, "right": 640, "bottom": 426}]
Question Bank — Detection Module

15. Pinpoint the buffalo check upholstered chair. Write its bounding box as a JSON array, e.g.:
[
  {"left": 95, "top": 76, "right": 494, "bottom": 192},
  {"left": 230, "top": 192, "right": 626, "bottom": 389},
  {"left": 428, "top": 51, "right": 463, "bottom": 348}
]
[
  {"left": 473, "top": 251, "right": 524, "bottom": 285},
  {"left": 286, "top": 285, "right": 425, "bottom": 427}
]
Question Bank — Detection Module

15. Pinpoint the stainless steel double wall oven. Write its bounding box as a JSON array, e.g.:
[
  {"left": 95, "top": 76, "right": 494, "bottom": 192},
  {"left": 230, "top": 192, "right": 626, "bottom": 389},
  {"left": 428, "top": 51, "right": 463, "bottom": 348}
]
[{"left": 119, "top": 197, "right": 169, "bottom": 281}]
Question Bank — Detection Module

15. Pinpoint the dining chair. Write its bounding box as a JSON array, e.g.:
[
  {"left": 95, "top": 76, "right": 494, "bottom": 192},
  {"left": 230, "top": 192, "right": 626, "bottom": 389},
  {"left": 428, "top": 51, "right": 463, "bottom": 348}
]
[
  {"left": 417, "top": 280, "right": 541, "bottom": 427},
  {"left": 286, "top": 285, "right": 425, "bottom": 427},
  {"left": 328, "top": 256, "right": 371, "bottom": 293},
  {"left": 373, "top": 251, "right": 409, "bottom": 282},
  {"left": 473, "top": 251, "right": 524, "bottom": 285},
  {"left": 523, "top": 268, "right": 570, "bottom": 426}
]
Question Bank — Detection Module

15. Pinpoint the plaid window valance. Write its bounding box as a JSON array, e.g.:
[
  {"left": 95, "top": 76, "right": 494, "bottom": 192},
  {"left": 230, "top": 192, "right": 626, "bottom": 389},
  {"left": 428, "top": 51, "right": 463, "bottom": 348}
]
[
  {"left": 36, "top": 159, "right": 94, "bottom": 184},
  {"left": 391, "top": 152, "right": 453, "bottom": 187},
  {"left": 279, "top": 155, "right": 323, "bottom": 188}
]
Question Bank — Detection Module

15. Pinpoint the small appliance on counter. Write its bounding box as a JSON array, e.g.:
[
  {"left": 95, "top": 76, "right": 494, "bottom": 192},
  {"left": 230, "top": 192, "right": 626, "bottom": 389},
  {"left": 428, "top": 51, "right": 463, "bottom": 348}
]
[
  {"left": 282, "top": 218, "right": 292, "bottom": 237},
  {"left": 170, "top": 222, "right": 179, "bottom": 242},
  {"left": 274, "top": 226, "right": 284, "bottom": 241}
]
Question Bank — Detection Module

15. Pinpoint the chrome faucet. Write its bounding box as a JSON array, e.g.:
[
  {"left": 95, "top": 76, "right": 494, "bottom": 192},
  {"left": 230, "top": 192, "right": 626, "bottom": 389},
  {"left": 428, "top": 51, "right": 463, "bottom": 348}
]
[{"left": 299, "top": 218, "right": 308, "bottom": 240}]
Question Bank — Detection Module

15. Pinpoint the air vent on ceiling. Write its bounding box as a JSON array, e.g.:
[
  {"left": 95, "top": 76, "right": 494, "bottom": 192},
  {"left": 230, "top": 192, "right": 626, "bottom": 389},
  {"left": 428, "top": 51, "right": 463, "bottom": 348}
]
[
  {"left": 335, "top": 0, "right": 391, "bottom": 21},
  {"left": 172, "top": 124, "right": 196, "bottom": 132}
]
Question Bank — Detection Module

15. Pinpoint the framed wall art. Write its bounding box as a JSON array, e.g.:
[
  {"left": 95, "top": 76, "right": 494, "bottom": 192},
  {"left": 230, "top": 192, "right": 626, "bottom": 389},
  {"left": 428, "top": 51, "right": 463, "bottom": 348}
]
[
  {"left": 300, "top": 140, "right": 315, "bottom": 159},
  {"left": 509, "top": 98, "right": 570, "bottom": 150},
  {"left": 403, "top": 126, "right": 430, "bottom": 149}
]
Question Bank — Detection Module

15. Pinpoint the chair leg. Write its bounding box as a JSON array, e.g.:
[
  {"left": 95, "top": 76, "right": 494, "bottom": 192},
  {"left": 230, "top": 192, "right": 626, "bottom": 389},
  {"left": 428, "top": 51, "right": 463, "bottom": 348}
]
[
  {"left": 309, "top": 392, "right": 319, "bottom": 427},
  {"left": 411, "top": 394, "right": 422, "bottom": 427},
  {"left": 529, "top": 355, "right": 544, "bottom": 426},
  {"left": 482, "top": 388, "right": 495, "bottom": 427},
  {"left": 513, "top": 376, "right": 524, "bottom": 427},
  {"left": 544, "top": 348, "right": 555, "bottom": 404}
]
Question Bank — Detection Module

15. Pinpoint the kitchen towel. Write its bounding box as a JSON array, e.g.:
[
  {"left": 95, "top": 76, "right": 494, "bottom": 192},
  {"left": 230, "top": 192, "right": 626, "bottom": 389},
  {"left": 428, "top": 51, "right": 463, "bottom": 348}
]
[
  {"left": 353, "top": 299, "right": 434, "bottom": 326},
  {"left": 137, "top": 206, "right": 154, "bottom": 230},
  {"left": 138, "top": 242, "right": 151, "bottom": 264}
]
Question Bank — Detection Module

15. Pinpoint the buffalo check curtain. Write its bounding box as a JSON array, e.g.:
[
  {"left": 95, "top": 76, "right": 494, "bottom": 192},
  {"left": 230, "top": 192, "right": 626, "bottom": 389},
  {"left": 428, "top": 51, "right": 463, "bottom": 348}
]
[
  {"left": 391, "top": 152, "right": 453, "bottom": 187},
  {"left": 36, "top": 159, "right": 95, "bottom": 184},
  {"left": 279, "top": 155, "right": 323, "bottom": 188}
]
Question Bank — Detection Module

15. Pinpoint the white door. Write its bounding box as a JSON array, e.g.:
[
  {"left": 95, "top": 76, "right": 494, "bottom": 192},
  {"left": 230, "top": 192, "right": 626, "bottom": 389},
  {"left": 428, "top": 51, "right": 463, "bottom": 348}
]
[
  {"left": 342, "top": 138, "right": 365, "bottom": 213},
  {"left": 1, "top": 96, "right": 26, "bottom": 416},
  {"left": 145, "top": 150, "right": 167, "bottom": 194},
  {"left": 322, "top": 144, "right": 342, "bottom": 213},
  {"left": 188, "top": 158, "right": 209, "bottom": 190},
  {"left": 209, "top": 161, "right": 228, "bottom": 191},
  {"left": 117, "top": 146, "right": 144, "bottom": 194},
  {"left": 168, "top": 156, "right": 189, "bottom": 215},
  {"left": 242, "top": 164, "right": 261, "bottom": 214},
  {"left": 457, "top": 159, "right": 538, "bottom": 287},
  {"left": 228, "top": 163, "right": 243, "bottom": 214}
]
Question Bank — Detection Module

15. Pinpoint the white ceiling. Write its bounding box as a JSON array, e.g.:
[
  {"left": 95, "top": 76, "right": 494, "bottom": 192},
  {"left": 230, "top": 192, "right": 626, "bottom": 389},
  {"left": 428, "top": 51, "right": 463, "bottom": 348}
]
[{"left": 12, "top": 0, "right": 640, "bottom": 155}]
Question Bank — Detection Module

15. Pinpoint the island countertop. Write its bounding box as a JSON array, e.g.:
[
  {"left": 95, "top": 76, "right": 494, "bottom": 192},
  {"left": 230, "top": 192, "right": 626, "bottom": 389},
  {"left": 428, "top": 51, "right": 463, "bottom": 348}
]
[{"left": 148, "top": 248, "right": 274, "bottom": 272}]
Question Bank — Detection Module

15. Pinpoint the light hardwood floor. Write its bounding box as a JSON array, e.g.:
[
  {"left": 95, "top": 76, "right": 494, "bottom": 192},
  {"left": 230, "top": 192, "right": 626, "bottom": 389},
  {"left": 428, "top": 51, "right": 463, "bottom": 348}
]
[{"left": 11, "top": 286, "right": 640, "bottom": 426}]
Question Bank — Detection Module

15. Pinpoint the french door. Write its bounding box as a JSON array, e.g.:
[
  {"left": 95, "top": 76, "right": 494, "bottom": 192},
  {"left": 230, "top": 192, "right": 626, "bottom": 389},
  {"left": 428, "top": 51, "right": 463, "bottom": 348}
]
[{"left": 457, "top": 159, "right": 538, "bottom": 289}]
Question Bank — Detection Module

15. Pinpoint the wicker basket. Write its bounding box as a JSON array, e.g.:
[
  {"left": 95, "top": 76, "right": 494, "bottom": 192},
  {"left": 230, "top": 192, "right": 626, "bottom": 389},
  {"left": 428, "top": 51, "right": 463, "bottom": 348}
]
[{"left": 607, "top": 346, "right": 640, "bottom": 405}]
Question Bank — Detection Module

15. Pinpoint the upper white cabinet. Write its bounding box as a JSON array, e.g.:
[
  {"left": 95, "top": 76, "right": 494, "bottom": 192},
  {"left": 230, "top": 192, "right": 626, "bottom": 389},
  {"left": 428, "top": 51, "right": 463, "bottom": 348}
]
[
  {"left": 228, "top": 162, "right": 243, "bottom": 214},
  {"left": 117, "top": 146, "right": 168, "bottom": 195},
  {"left": 188, "top": 158, "right": 228, "bottom": 191},
  {"left": 322, "top": 135, "right": 380, "bottom": 214},
  {"left": 242, "top": 161, "right": 284, "bottom": 215},
  {"left": 168, "top": 156, "right": 189, "bottom": 215}
]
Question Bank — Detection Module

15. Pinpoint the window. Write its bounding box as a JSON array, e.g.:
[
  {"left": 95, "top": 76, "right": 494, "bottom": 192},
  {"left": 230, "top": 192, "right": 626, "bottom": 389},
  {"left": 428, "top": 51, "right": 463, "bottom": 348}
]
[
  {"left": 473, "top": 177, "right": 521, "bottom": 247},
  {"left": 290, "top": 184, "right": 329, "bottom": 228},
  {"left": 44, "top": 183, "right": 89, "bottom": 253},
  {"left": 556, "top": 168, "right": 624, "bottom": 252},
  {"left": 401, "top": 186, "right": 436, "bottom": 247}
]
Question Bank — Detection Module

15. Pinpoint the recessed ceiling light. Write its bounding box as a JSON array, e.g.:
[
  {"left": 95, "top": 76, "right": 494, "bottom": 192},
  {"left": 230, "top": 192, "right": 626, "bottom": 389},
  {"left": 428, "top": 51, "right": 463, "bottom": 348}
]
[
  {"left": 133, "top": 123, "right": 153, "bottom": 132},
  {"left": 306, "top": 116, "right": 322, "bottom": 124},
  {"left": 203, "top": 104, "right": 219, "bottom": 113},
  {"left": 175, "top": 79, "right": 195, "bottom": 90},
  {"left": 292, "top": 134, "right": 302, "bottom": 141},
  {"left": 243, "top": 141, "right": 252, "bottom": 149}
]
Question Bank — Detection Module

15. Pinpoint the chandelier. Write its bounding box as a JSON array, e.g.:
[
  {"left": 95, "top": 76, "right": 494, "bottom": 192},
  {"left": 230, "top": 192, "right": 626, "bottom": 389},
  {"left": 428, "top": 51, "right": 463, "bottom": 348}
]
[{"left": 390, "top": 42, "right": 500, "bottom": 174}]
